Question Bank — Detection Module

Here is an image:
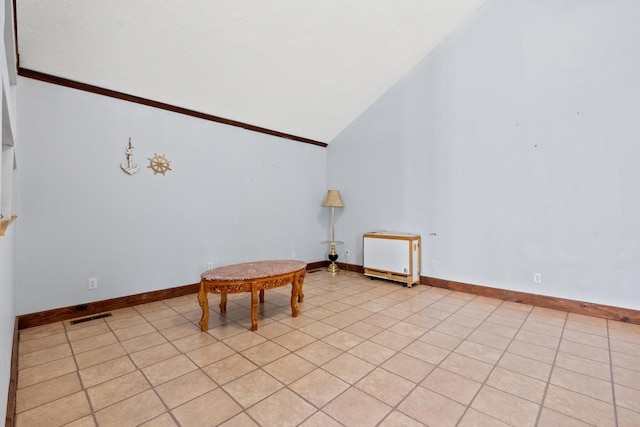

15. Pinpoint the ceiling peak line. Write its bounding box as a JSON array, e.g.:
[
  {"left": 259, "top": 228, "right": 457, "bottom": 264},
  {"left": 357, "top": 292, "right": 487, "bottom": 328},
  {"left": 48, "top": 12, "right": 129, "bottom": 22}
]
[{"left": 17, "top": 68, "right": 328, "bottom": 148}]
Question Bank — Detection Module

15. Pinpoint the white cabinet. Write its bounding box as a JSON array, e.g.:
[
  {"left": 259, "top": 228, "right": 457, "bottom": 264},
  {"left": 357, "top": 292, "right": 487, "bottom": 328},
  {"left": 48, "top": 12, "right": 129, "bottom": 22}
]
[{"left": 363, "top": 232, "right": 421, "bottom": 287}]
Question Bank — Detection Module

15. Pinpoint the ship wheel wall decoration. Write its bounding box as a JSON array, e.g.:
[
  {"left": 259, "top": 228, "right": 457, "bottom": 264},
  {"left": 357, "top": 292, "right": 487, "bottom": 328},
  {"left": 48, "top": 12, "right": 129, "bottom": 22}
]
[{"left": 148, "top": 153, "right": 172, "bottom": 175}]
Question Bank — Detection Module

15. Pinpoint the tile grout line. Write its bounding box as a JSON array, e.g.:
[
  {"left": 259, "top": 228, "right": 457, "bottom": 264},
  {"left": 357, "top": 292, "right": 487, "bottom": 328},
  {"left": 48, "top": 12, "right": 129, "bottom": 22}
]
[
  {"left": 318, "top": 282, "right": 445, "bottom": 426},
  {"left": 606, "top": 319, "right": 619, "bottom": 427},
  {"left": 64, "top": 317, "right": 100, "bottom": 426},
  {"left": 248, "top": 280, "right": 435, "bottom": 425},
  {"left": 135, "top": 301, "right": 186, "bottom": 427},
  {"left": 248, "top": 279, "right": 408, "bottom": 425},
  {"left": 436, "top": 295, "right": 516, "bottom": 426},
  {"left": 100, "top": 303, "right": 171, "bottom": 425},
  {"left": 373, "top": 289, "right": 476, "bottom": 426},
  {"left": 530, "top": 307, "right": 568, "bottom": 427},
  {"left": 338, "top": 284, "right": 447, "bottom": 426}
]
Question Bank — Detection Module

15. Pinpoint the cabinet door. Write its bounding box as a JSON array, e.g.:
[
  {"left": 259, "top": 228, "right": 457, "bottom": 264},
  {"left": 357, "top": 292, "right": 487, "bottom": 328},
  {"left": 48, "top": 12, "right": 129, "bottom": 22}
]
[{"left": 364, "top": 237, "right": 410, "bottom": 274}]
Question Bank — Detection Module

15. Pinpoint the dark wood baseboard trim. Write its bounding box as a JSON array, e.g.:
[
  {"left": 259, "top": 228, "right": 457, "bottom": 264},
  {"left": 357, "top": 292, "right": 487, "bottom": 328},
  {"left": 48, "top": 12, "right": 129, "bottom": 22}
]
[
  {"left": 422, "top": 276, "right": 640, "bottom": 325},
  {"left": 16, "top": 263, "right": 330, "bottom": 330},
  {"left": 306, "top": 261, "right": 329, "bottom": 271},
  {"left": 5, "top": 318, "right": 18, "bottom": 427},
  {"left": 17, "top": 283, "right": 200, "bottom": 330},
  {"left": 18, "top": 264, "right": 638, "bottom": 329},
  {"left": 17, "top": 68, "right": 328, "bottom": 148},
  {"left": 308, "top": 262, "right": 363, "bottom": 274},
  {"left": 336, "top": 262, "right": 364, "bottom": 274}
]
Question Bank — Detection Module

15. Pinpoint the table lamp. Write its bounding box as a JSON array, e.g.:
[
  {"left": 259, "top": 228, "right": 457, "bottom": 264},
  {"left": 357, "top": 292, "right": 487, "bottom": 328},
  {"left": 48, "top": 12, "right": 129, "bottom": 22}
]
[{"left": 322, "top": 190, "right": 344, "bottom": 273}]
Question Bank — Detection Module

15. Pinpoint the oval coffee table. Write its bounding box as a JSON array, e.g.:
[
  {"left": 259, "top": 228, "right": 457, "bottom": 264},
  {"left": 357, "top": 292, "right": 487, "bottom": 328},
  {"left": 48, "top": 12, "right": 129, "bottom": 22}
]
[{"left": 198, "top": 260, "right": 307, "bottom": 331}]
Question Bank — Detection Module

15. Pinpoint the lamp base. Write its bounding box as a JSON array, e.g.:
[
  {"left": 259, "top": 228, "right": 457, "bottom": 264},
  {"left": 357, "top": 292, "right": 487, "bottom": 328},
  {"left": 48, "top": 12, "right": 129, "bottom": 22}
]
[
  {"left": 327, "top": 262, "right": 340, "bottom": 273},
  {"left": 327, "top": 242, "right": 339, "bottom": 274}
]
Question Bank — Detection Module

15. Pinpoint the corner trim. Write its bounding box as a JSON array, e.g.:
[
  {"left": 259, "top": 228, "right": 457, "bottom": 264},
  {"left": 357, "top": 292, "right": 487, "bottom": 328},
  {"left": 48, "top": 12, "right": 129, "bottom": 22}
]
[
  {"left": 17, "top": 68, "right": 328, "bottom": 148},
  {"left": 422, "top": 276, "right": 640, "bottom": 324}
]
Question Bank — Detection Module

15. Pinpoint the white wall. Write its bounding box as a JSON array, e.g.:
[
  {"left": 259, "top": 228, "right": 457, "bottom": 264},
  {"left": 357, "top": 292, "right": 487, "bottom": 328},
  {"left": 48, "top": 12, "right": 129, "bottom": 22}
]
[
  {"left": 0, "top": 223, "right": 15, "bottom": 422},
  {"left": 1, "top": 0, "right": 17, "bottom": 421},
  {"left": 16, "top": 78, "right": 328, "bottom": 314},
  {"left": 328, "top": 0, "right": 640, "bottom": 310}
]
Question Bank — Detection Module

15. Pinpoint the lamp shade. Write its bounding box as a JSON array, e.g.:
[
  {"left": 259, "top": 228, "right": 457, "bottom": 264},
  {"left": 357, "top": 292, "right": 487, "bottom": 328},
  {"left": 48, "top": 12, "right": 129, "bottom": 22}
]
[{"left": 322, "top": 190, "right": 344, "bottom": 208}]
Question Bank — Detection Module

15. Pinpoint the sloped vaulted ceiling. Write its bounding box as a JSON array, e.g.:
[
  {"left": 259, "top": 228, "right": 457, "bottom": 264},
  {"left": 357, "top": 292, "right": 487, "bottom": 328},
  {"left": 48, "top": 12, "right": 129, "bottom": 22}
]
[{"left": 16, "top": 0, "right": 486, "bottom": 144}]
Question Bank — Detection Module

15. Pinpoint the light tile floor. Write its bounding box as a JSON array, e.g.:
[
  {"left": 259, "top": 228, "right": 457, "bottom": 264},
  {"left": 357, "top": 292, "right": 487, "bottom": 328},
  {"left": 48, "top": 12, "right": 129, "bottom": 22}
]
[{"left": 15, "top": 270, "right": 640, "bottom": 426}]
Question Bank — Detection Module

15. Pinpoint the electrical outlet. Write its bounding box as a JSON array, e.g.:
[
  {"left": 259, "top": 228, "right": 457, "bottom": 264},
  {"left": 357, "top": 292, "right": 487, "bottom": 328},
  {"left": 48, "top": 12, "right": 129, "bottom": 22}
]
[
  {"left": 88, "top": 278, "right": 97, "bottom": 290},
  {"left": 533, "top": 273, "right": 541, "bottom": 283},
  {"left": 431, "top": 260, "right": 437, "bottom": 269},
  {"left": 345, "top": 250, "right": 350, "bottom": 257},
  {"left": 207, "top": 262, "right": 214, "bottom": 270},
  {"left": 291, "top": 251, "right": 296, "bottom": 259}
]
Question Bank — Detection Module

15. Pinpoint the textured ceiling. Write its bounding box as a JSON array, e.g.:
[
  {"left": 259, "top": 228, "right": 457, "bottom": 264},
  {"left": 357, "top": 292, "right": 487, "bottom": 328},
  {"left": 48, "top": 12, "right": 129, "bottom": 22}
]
[{"left": 16, "top": 0, "right": 486, "bottom": 144}]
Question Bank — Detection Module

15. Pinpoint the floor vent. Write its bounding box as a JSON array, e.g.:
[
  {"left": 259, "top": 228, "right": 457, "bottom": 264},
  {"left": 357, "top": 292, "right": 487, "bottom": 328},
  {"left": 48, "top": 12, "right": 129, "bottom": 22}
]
[{"left": 70, "top": 313, "right": 112, "bottom": 325}]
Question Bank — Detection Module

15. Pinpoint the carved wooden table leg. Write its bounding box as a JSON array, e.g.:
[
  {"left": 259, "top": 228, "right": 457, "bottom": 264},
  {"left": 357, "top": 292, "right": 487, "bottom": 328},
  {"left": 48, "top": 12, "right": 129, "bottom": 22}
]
[
  {"left": 290, "top": 282, "right": 300, "bottom": 317},
  {"left": 198, "top": 282, "right": 210, "bottom": 332},
  {"left": 297, "top": 271, "right": 306, "bottom": 303},
  {"left": 219, "top": 293, "right": 228, "bottom": 313},
  {"left": 251, "top": 283, "right": 259, "bottom": 331},
  {"left": 259, "top": 288, "right": 265, "bottom": 303}
]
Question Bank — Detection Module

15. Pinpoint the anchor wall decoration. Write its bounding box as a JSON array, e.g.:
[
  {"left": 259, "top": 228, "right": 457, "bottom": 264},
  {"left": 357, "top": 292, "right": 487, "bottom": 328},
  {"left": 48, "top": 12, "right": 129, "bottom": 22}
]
[{"left": 120, "top": 138, "right": 139, "bottom": 175}]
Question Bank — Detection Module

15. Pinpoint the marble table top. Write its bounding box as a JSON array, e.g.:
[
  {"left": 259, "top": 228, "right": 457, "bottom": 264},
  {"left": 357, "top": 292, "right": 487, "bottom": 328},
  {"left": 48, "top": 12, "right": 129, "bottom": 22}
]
[{"left": 201, "top": 260, "right": 307, "bottom": 282}]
